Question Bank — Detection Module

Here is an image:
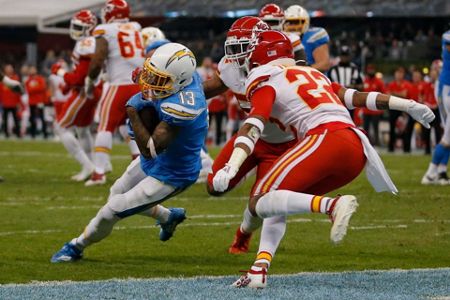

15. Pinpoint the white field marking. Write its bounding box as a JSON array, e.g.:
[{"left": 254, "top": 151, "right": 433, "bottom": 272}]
[
  {"left": 0, "top": 151, "right": 130, "bottom": 160},
  {"left": 428, "top": 297, "right": 450, "bottom": 300},
  {"left": 0, "top": 218, "right": 409, "bottom": 237},
  {"left": 1, "top": 267, "right": 450, "bottom": 287},
  {"left": 350, "top": 225, "right": 408, "bottom": 230}
]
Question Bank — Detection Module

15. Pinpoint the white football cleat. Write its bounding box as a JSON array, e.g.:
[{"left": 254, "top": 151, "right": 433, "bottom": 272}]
[
  {"left": 421, "top": 173, "right": 437, "bottom": 185},
  {"left": 437, "top": 172, "right": 450, "bottom": 185},
  {"left": 232, "top": 266, "right": 267, "bottom": 289},
  {"left": 71, "top": 167, "right": 94, "bottom": 182},
  {"left": 85, "top": 172, "right": 106, "bottom": 186},
  {"left": 329, "top": 195, "right": 358, "bottom": 244}
]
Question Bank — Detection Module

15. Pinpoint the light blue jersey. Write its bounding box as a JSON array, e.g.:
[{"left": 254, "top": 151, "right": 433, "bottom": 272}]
[
  {"left": 439, "top": 30, "right": 450, "bottom": 86},
  {"left": 301, "top": 27, "right": 330, "bottom": 66},
  {"left": 129, "top": 72, "right": 208, "bottom": 189}
]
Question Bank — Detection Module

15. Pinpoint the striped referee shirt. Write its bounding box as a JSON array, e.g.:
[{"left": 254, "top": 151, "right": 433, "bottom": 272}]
[{"left": 328, "top": 62, "right": 363, "bottom": 88}]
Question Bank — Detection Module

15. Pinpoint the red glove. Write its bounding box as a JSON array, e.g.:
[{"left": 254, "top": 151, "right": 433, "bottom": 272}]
[{"left": 131, "top": 67, "right": 142, "bottom": 84}]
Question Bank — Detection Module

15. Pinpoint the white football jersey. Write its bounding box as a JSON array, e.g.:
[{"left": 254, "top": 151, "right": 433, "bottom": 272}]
[
  {"left": 285, "top": 31, "right": 304, "bottom": 53},
  {"left": 218, "top": 56, "right": 294, "bottom": 143},
  {"left": 93, "top": 22, "right": 145, "bottom": 85},
  {"left": 72, "top": 36, "right": 96, "bottom": 66},
  {"left": 246, "top": 64, "right": 354, "bottom": 139}
]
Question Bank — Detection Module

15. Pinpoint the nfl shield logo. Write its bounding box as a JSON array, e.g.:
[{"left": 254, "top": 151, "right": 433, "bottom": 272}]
[{"left": 267, "top": 50, "right": 277, "bottom": 57}]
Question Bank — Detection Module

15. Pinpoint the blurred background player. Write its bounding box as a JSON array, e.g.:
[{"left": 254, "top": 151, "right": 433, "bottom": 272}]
[
  {"left": 422, "top": 28, "right": 450, "bottom": 185},
  {"left": 362, "top": 64, "right": 385, "bottom": 146},
  {"left": 141, "top": 26, "right": 166, "bottom": 48},
  {"left": 258, "top": 3, "right": 305, "bottom": 63},
  {"left": 48, "top": 60, "right": 70, "bottom": 124},
  {"left": 85, "top": 0, "right": 144, "bottom": 186},
  {"left": 53, "top": 10, "right": 101, "bottom": 181},
  {"left": 284, "top": 5, "right": 331, "bottom": 72},
  {"left": 25, "top": 65, "right": 48, "bottom": 139},
  {"left": 421, "top": 67, "right": 442, "bottom": 155},
  {"left": 51, "top": 43, "right": 207, "bottom": 263},
  {"left": 1, "top": 64, "right": 22, "bottom": 138},
  {"left": 386, "top": 67, "right": 415, "bottom": 153}
]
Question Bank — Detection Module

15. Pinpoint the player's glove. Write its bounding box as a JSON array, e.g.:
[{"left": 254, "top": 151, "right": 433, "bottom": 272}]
[
  {"left": 131, "top": 67, "right": 141, "bottom": 84},
  {"left": 212, "top": 163, "right": 239, "bottom": 192},
  {"left": 2, "top": 75, "right": 23, "bottom": 94},
  {"left": 126, "top": 95, "right": 153, "bottom": 111},
  {"left": 404, "top": 101, "right": 435, "bottom": 129},
  {"left": 126, "top": 118, "right": 135, "bottom": 140}
]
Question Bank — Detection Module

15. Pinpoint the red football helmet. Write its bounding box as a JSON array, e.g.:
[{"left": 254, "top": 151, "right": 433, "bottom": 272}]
[
  {"left": 246, "top": 30, "right": 294, "bottom": 71},
  {"left": 224, "top": 16, "right": 269, "bottom": 68},
  {"left": 259, "top": 4, "right": 285, "bottom": 31},
  {"left": 101, "top": 0, "right": 130, "bottom": 24},
  {"left": 70, "top": 10, "right": 97, "bottom": 40}
]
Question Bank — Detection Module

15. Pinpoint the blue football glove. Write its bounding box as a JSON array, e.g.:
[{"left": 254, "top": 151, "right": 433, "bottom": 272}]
[
  {"left": 126, "top": 118, "right": 135, "bottom": 140},
  {"left": 126, "top": 94, "right": 153, "bottom": 111}
]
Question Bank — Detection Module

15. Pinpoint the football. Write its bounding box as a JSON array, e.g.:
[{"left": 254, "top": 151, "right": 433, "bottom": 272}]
[{"left": 139, "top": 105, "right": 160, "bottom": 134}]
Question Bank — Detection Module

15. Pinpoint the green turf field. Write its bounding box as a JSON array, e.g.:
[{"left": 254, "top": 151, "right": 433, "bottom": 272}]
[{"left": 0, "top": 140, "right": 449, "bottom": 284}]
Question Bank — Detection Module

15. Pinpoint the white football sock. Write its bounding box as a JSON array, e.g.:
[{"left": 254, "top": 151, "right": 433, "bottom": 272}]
[
  {"left": 240, "top": 206, "right": 263, "bottom": 234},
  {"left": 139, "top": 205, "right": 170, "bottom": 223},
  {"left": 426, "top": 163, "right": 438, "bottom": 176},
  {"left": 71, "top": 203, "right": 119, "bottom": 250},
  {"left": 75, "top": 126, "right": 94, "bottom": 160},
  {"left": 437, "top": 164, "right": 447, "bottom": 174},
  {"left": 93, "top": 131, "right": 113, "bottom": 174},
  {"left": 58, "top": 127, "right": 94, "bottom": 171},
  {"left": 255, "top": 190, "right": 333, "bottom": 218},
  {"left": 254, "top": 216, "right": 286, "bottom": 267}
]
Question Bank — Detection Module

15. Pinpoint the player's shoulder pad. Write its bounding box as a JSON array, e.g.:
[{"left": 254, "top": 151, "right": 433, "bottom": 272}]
[
  {"left": 75, "top": 37, "right": 96, "bottom": 57},
  {"left": 245, "top": 65, "right": 281, "bottom": 98},
  {"left": 443, "top": 30, "right": 450, "bottom": 43},
  {"left": 92, "top": 24, "right": 110, "bottom": 38},
  {"left": 305, "top": 27, "right": 329, "bottom": 44},
  {"left": 160, "top": 76, "right": 206, "bottom": 121}
]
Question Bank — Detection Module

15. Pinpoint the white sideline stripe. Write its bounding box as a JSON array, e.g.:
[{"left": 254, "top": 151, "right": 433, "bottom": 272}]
[
  {"left": 1, "top": 267, "right": 450, "bottom": 287},
  {"left": 0, "top": 218, "right": 408, "bottom": 237}
]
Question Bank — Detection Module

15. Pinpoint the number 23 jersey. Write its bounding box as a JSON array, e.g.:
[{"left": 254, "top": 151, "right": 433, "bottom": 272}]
[
  {"left": 93, "top": 22, "right": 145, "bottom": 85},
  {"left": 245, "top": 64, "right": 353, "bottom": 139}
]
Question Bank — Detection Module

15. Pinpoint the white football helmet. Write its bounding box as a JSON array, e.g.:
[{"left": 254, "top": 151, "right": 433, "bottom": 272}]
[
  {"left": 141, "top": 27, "right": 166, "bottom": 47},
  {"left": 284, "top": 5, "right": 310, "bottom": 34},
  {"left": 139, "top": 43, "right": 196, "bottom": 99}
]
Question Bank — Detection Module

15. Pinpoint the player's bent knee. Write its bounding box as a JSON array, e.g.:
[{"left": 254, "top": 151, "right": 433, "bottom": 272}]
[{"left": 249, "top": 193, "right": 266, "bottom": 216}]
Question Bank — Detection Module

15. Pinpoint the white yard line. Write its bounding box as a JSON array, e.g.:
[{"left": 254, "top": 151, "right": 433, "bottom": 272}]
[{"left": 0, "top": 217, "right": 409, "bottom": 237}]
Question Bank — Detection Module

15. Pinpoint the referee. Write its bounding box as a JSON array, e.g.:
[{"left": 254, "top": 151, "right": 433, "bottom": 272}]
[{"left": 328, "top": 45, "right": 364, "bottom": 118}]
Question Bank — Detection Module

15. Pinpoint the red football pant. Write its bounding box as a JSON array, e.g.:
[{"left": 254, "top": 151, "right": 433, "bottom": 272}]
[
  {"left": 56, "top": 87, "right": 101, "bottom": 128},
  {"left": 208, "top": 134, "right": 297, "bottom": 194},
  {"left": 97, "top": 84, "right": 140, "bottom": 132},
  {"left": 253, "top": 128, "right": 367, "bottom": 196}
]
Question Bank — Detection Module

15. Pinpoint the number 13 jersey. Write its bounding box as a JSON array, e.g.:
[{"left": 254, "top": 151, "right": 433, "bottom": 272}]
[
  {"left": 246, "top": 64, "right": 353, "bottom": 139},
  {"left": 93, "top": 22, "right": 145, "bottom": 85}
]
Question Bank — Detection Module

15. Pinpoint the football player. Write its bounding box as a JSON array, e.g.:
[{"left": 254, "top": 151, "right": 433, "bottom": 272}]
[
  {"left": 51, "top": 43, "right": 208, "bottom": 263},
  {"left": 212, "top": 30, "right": 434, "bottom": 288},
  {"left": 284, "top": 5, "right": 331, "bottom": 72},
  {"left": 422, "top": 28, "right": 450, "bottom": 185},
  {"left": 52, "top": 10, "right": 100, "bottom": 181},
  {"left": 259, "top": 3, "right": 306, "bottom": 63},
  {"left": 141, "top": 26, "right": 166, "bottom": 48},
  {"left": 203, "top": 16, "right": 298, "bottom": 254},
  {"left": 85, "top": 0, "right": 145, "bottom": 186}
]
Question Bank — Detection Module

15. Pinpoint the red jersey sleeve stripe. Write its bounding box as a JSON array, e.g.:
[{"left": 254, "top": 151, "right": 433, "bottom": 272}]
[{"left": 245, "top": 75, "right": 270, "bottom": 99}]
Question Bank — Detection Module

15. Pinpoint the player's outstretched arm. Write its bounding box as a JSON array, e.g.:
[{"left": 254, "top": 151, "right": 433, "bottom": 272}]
[
  {"left": 334, "top": 83, "right": 435, "bottom": 128},
  {"left": 126, "top": 107, "right": 179, "bottom": 159},
  {"left": 212, "top": 86, "right": 274, "bottom": 192},
  {"left": 203, "top": 72, "right": 228, "bottom": 99},
  {"left": 84, "top": 37, "right": 108, "bottom": 96}
]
